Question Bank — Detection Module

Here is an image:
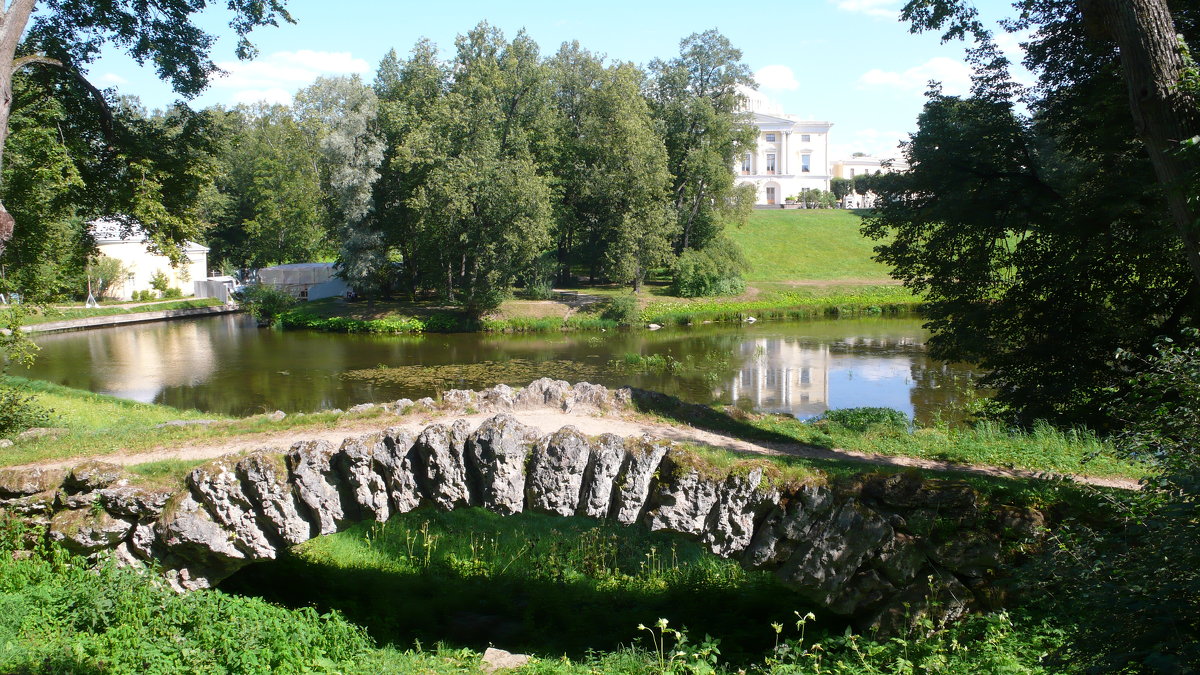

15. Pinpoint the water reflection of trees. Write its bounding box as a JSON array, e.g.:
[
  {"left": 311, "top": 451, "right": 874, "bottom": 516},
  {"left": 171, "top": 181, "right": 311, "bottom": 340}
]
[
  {"left": 24, "top": 317, "right": 980, "bottom": 420},
  {"left": 907, "top": 360, "right": 985, "bottom": 426}
]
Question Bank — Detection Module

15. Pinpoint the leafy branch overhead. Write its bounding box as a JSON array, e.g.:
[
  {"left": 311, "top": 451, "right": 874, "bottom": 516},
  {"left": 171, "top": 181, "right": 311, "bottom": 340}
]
[{"left": 0, "top": 0, "right": 294, "bottom": 256}]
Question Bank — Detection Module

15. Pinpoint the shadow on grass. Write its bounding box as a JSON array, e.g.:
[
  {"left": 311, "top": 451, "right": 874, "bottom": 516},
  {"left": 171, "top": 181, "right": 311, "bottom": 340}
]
[{"left": 219, "top": 509, "right": 838, "bottom": 666}]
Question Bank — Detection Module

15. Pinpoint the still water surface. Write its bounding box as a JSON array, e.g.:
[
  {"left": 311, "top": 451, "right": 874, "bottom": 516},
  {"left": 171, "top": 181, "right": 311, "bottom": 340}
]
[{"left": 23, "top": 314, "right": 980, "bottom": 424}]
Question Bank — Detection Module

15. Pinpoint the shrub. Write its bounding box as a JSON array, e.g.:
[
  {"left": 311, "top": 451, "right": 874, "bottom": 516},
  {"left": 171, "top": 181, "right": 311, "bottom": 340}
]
[
  {"left": 521, "top": 253, "right": 556, "bottom": 300},
  {"left": 149, "top": 270, "right": 170, "bottom": 294},
  {"left": 602, "top": 295, "right": 641, "bottom": 326},
  {"left": 671, "top": 238, "right": 749, "bottom": 297},
  {"left": 815, "top": 406, "right": 909, "bottom": 432},
  {"left": 236, "top": 284, "right": 298, "bottom": 327},
  {"left": 85, "top": 256, "right": 129, "bottom": 299},
  {"left": 0, "top": 383, "right": 52, "bottom": 437},
  {"left": 162, "top": 287, "right": 183, "bottom": 300},
  {"left": 465, "top": 286, "right": 509, "bottom": 316}
]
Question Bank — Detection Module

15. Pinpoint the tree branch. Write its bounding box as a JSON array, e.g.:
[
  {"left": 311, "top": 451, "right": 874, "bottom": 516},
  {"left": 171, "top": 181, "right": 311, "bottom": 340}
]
[{"left": 13, "top": 55, "right": 115, "bottom": 144}]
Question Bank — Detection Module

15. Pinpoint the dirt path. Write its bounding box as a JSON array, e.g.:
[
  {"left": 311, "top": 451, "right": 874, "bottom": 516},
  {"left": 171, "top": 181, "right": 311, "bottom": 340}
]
[{"left": 25, "top": 409, "right": 1139, "bottom": 491}]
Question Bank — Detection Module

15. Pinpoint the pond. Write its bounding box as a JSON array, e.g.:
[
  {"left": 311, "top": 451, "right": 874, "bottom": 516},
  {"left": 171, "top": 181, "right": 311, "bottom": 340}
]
[{"left": 21, "top": 314, "right": 981, "bottom": 424}]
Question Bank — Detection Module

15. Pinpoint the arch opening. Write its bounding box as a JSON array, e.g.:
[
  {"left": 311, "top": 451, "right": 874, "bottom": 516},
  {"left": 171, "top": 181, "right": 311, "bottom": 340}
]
[{"left": 219, "top": 507, "right": 823, "bottom": 663}]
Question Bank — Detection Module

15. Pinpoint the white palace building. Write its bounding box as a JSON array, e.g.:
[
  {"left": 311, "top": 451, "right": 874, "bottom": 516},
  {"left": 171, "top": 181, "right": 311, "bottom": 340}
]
[
  {"left": 734, "top": 89, "right": 906, "bottom": 207},
  {"left": 734, "top": 90, "right": 834, "bottom": 206}
]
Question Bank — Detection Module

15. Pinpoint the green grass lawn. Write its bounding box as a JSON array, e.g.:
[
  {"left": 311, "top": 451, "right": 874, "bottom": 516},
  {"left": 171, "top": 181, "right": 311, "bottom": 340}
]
[
  {"left": 2, "top": 297, "right": 225, "bottom": 326},
  {"left": 728, "top": 209, "right": 893, "bottom": 282},
  {"left": 0, "top": 377, "right": 388, "bottom": 467}
]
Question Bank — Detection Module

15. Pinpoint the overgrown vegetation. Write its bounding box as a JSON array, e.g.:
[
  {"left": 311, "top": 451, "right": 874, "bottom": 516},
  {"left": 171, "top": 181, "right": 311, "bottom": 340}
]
[
  {"left": 0, "top": 307, "right": 51, "bottom": 437},
  {"left": 1019, "top": 331, "right": 1200, "bottom": 671},
  {"left": 0, "top": 384, "right": 51, "bottom": 438},
  {"left": 236, "top": 284, "right": 298, "bottom": 327},
  {"left": 0, "top": 509, "right": 1095, "bottom": 674}
]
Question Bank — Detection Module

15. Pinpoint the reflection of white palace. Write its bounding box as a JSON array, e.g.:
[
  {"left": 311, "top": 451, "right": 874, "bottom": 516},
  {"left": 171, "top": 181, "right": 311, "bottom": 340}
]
[{"left": 729, "top": 338, "right": 830, "bottom": 416}]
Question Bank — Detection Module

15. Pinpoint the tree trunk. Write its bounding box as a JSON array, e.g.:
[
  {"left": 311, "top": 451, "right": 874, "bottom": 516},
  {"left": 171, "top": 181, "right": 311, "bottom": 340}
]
[
  {"left": 0, "top": 0, "right": 38, "bottom": 258},
  {"left": 1082, "top": 0, "right": 1200, "bottom": 290}
]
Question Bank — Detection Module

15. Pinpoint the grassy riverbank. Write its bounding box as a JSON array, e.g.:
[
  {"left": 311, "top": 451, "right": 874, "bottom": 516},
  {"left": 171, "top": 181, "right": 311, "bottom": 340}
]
[
  {"left": 272, "top": 210, "right": 918, "bottom": 335},
  {"left": 276, "top": 283, "right": 918, "bottom": 336},
  {"left": 0, "top": 377, "right": 394, "bottom": 467},
  {"left": 1, "top": 297, "right": 225, "bottom": 326}
]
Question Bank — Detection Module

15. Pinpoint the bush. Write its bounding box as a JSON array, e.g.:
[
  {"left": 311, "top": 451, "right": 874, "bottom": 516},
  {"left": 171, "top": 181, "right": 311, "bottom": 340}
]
[
  {"left": 815, "top": 406, "right": 909, "bottom": 432},
  {"left": 0, "top": 383, "right": 52, "bottom": 437},
  {"left": 149, "top": 270, "right": 170, "bottom": 294},
  {"left": 464, "top": 286, "right": 509, "bottom": 316},
  {"left": 601, "top": 295, "right": 641, "bottom": 326},
  {"left": 521, "top": 253, "right": 556, "bottom": 300},
  {"left": 236, "top": 284, "right": 298, "bottom": 327},
  {"left": 85, "top": 256, "right": 129, "bottom": 299},
  {"left": 162, "top": 287, "right": 183, "bottom": 300},
  {"left": 671, "top": 238, "right": 749, "bottom": 297}
]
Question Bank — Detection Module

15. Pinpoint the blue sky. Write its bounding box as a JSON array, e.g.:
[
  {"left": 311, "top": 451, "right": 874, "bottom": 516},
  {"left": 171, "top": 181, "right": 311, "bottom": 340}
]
[{"left": 81, "top": 0, "right": 1029, "bottom": 159}]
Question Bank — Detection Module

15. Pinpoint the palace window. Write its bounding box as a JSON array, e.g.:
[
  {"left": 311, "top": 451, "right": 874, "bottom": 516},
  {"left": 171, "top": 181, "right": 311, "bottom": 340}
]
[
  {"left": 766, "top": 153, "right": 776, "bottom": 174},
  {"left": 741, "top": 153, "right": 752, "bottom": 174},
  {"left": 801, "top": 154, "right": 811, "bottom": 173},
  {"left": 801, "top": 134, "right": 811, "bottom": 142},
  {"left": 765, "top": 133, "right": 776, "bottom": 142}
]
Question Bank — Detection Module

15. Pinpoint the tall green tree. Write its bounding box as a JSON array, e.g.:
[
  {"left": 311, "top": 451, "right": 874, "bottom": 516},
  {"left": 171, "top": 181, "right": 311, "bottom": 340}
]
[
  {"left": 388, "top": 23, "right": 554, "bottom": 313},
  {"left": 864, "top": 0, "right": 1200, "bottom": 426},
  {"left": 547, "top": 44, "right": 673, "bottom": 290},
  {"left": 0, "top": 71, "right": 85, "bottom": 299},
  {"left": 294, "top": 76, "right": 384, "bottom": 295},
  {"left": 646, "top": 29, "right": 757, "bottom": 254},
  {"left": 369, "top": 42, "right": 447, "bottom": 296},
  {"left": 207, "top": 104, "right": 326, "bottom": 269},
  {"left": 0, "top": 0, "right": 293, "bottom": 258}
]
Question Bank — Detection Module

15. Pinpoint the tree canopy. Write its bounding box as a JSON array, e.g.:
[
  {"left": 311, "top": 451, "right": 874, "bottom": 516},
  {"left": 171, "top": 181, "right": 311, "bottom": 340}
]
[
  {"left": 0, "top": 0, "right": 293, "bottom": 259},
  {"left": 863, "top": 0, "right": 1200, "bottom": 427}
]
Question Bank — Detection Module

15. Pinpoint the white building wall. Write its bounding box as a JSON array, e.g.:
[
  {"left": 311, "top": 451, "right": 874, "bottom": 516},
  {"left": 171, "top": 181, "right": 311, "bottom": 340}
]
[
  {"left": 735, "top": 112, "right": 834, "bottom": 205},
  {"left": 97, "top": 241, "right": 207, "bottom": 301}
]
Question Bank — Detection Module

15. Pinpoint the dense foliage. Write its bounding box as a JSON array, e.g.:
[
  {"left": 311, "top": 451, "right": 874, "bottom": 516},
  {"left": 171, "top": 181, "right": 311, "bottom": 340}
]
[
  {"left": 863, "top": 0, "right": 1200, "bottom": 428},
  {"left": 859, "top": 1, "right": 1200, "bottom": 671},
  {"left": 671, "top": 237, "right": 749, "bottom": 297},
  {"left": 236, "top": 283, "right": 297, "bottom": 327}
]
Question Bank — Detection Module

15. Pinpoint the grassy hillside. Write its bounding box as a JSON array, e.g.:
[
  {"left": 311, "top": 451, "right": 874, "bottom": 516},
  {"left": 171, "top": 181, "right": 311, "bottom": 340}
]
[{"left": 729, "top": 209, "right": 893, "bottom": 282}]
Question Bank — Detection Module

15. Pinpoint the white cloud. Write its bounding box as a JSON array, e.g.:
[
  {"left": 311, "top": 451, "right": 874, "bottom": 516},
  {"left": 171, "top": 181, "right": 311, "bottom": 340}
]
[
  {"left": 857, "top": 56, "right": 972, "bottom": 96},
  {"left": 829, "top": 128, "right": 908, "bottom": 161},
  {"left": 209, "top": 50, "right": 371, "bottom": 104},
  {"left": 98, "top": 73, "right": 127, "bottom": 86},
  {"left": 754, "top": 64, "right": 799, "bottom": 91},
  {"left": 230, "top": 88, "right": 295, "bottom": 106},
  {"left": 833, "top": 0, "right": 899, "bottom": 18}
]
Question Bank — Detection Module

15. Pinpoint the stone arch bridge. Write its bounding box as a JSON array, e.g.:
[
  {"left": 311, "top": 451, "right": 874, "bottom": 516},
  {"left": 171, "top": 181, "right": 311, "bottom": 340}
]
[{"left": 0, "top": 380, "right": 1047, "bottom": 633}]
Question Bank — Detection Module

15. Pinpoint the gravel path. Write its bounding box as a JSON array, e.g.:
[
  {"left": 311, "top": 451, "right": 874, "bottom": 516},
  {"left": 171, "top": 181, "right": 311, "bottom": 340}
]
[{"left": 26, "top": 409, "right": 1140, "bottom": 491}]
